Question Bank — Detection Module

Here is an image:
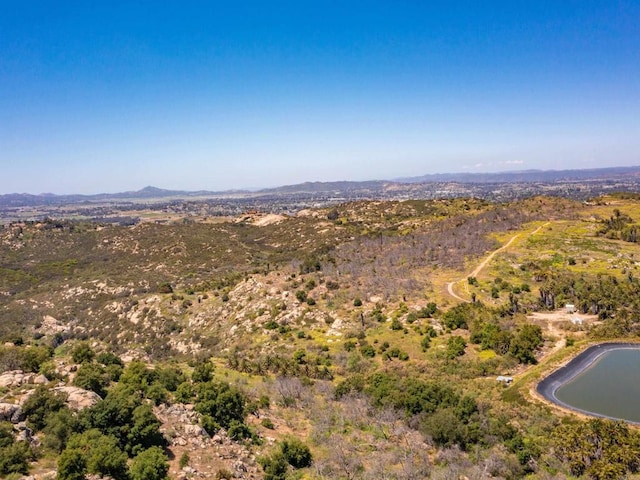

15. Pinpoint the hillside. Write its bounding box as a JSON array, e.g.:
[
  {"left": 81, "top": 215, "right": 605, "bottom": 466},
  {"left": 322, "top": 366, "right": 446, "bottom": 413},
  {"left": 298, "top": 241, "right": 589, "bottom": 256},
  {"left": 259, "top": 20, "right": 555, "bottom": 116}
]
[{"left": 2, "top": 194, "right": 640, "bottom": 479}]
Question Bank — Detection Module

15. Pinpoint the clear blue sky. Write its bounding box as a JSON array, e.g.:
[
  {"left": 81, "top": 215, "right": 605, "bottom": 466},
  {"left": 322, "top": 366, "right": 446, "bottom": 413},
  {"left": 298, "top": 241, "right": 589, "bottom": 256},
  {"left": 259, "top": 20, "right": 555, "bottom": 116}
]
[{"left": 1, "top": 1, "right": 639, "bottom": 194}]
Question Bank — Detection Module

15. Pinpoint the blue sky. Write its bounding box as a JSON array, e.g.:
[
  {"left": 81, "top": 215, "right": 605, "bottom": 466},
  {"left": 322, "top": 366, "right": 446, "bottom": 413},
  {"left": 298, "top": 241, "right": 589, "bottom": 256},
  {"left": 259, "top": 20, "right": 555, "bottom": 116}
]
[{"left": 1, "top": 1, "right": 639, "bottom": 194}]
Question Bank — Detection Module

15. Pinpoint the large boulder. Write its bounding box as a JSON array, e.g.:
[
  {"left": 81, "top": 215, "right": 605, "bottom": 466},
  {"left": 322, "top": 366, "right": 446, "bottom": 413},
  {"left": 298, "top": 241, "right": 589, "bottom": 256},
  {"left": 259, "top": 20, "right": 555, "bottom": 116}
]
[
  {"left": 53, "top": 386, "right": 101, "bottom": 410},
  {"left": 0, "top": 402, "right": 24, "bottom": 423}
]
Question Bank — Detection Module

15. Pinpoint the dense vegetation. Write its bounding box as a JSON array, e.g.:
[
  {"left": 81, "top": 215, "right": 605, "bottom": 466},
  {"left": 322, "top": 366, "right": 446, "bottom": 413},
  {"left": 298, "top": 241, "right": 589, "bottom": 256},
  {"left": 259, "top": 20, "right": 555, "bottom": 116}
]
[{"left": 2, "top": 195, "right": 640, "bottom": 478}]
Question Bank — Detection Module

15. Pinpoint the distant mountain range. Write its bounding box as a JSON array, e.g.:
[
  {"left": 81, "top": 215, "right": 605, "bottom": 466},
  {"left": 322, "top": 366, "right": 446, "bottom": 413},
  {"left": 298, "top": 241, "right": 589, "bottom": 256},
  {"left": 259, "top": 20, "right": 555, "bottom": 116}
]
[
  {"left": 396, "top": 166, "right": 640, "bottom": 183},
  {"left": 2, "top": 165, "right": 639, "bottom": 208}
]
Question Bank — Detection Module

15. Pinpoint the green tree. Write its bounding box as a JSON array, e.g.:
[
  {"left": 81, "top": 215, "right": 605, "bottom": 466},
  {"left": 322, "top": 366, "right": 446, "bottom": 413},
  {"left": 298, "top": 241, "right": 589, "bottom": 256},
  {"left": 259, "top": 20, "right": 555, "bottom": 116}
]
[
  {"left": 56, "top": 448, "right": 87, "bottom": 480},
  {"left": 21, "top": 345, "right": 53, "bottom": 373},
  {"left": 509, "top": 324, "right": 543, "bottom": 364},
  {"left": 0, "top": 422, "right": 13, "bottom": 449},
  {"left": 22, "top": 386, "right": 67, "bottom": 431},
  {"left": 280, "top": 437, "right": 313, "bottom": 468},
  {"left": 71, "top": 342, "right": 95, "bottom": 364},
  {"left": 420, "top": 335, "right": 431, "bottom": 351},
  {"left": 42, "top": 408, "right": 76, "bottom": 453},
  {"left": 445, "top": 336, "right": 467, "bottom": 359},
  {"left": 127, "top": 404, "right": 165, "bottom": 455},
  {"left": 129, "top": 446, "right": 169, "bottom": 480},
  {"left": 195, "top": 381, "right": 247, "bottom": 429},
  {"left": 119, "top": 361, "right": 158, "bottom": 394},
  {"left": 67, "top": 429, "right": 128, "bottom": 480},
  {"left": 191, "top": 360, "right": 214, "bottom": 383},
  {"left": 0, "top": 441, "right": 32, "bottom": 476},
  {"left": 553, "top": 419, "right": 640, "bottom": 480},
  {"left": 73, "top": 362, "right": 110, "bottom": 398},
  {"left": 96, "top": 351, "right": 124, "bottom": 367},
  {"left": 258, "top": 451, "right": 289, "bottom": 480}
]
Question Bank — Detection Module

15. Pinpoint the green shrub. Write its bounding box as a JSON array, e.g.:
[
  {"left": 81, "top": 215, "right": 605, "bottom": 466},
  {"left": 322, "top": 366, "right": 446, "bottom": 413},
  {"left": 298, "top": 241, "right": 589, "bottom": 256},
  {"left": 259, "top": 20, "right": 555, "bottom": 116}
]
[
  {"left": 390, "top": 319, "right": 403, "bottom": 330},
  {"left": 258, "top": 451, "right": 288, "bottom": 480},
  {"left": 280, "top": 437, "right": 313, "bottom": 468},
  {"left": 174, "top": 382, "right": 194, "bottom": 403},
  {"left": 22, "top": 386, "right": 67, "bottom": 431},
  {"left": 227, "top": 419, "right": 255, "bottom": 442},
  {"left": 191, "top": 360, "right": 214, "bottom": 383},
  {"left": 445, "top": 336, "right": 467, "bottom": 359},
  {"left": 71, "top": 342, "right": 95, "bottom": 364},
  {"left": 129, "top": 446, "right": 169, "bottom": 480},
  {"left": 0, "top": 441, "right": 31, "bottom": 476},
  {"left": 73, "top": 362, "right": 110, "bottom": 398},
  {"left": 56, "top": 447, "right": 86, "bottom": 480},
  {"left": 66, "top": 429, "right": 128, "bottom": 480},
  {"left": 360, "top": 344, "right": 376, "bottom": 358}
]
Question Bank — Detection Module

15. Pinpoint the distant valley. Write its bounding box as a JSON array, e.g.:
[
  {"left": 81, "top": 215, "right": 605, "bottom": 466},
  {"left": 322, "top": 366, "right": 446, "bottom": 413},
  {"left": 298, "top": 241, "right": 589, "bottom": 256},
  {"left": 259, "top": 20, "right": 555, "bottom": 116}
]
[{"left": 2, "top": 165, "right": 640, "bottom": 224}]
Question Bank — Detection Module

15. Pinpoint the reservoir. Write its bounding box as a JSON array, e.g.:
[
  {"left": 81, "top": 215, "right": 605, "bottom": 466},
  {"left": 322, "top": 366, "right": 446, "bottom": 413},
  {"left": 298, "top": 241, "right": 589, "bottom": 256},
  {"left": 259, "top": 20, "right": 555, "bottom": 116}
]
[{"left": 537, "top": 343, "right": 640, "bottom": 423}]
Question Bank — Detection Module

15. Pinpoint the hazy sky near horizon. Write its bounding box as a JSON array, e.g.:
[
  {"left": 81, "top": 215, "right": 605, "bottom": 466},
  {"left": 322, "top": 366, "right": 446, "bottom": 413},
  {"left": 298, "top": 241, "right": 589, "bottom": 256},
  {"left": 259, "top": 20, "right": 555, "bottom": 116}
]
[{"left": 1, "top": 1, "right": 639, "bottom": 194}]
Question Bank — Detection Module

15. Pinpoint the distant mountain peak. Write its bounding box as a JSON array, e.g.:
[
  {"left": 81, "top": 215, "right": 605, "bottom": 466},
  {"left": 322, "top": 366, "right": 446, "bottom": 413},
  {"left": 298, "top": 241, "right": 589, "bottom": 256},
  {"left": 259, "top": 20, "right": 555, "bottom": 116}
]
[{"left": 138, "top": 186, "right": 168, "bottom": 193}]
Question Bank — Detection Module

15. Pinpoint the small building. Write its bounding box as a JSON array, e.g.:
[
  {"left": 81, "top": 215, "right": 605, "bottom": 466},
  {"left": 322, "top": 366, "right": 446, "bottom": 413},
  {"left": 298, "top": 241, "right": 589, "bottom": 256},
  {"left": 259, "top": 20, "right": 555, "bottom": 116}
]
[
  {"left": 565, "top": 304, "right": 576, "bottom": 314},
  {"left": 497, "top": 375, "right": 513, "bottom": 384}
]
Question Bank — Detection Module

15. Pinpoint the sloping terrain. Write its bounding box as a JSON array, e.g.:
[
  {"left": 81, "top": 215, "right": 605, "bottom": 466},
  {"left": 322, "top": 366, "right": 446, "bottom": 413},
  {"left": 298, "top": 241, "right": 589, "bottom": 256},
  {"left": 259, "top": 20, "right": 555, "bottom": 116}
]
[{"left": 2, "top": 194, "right": 640, "bottom": 479}]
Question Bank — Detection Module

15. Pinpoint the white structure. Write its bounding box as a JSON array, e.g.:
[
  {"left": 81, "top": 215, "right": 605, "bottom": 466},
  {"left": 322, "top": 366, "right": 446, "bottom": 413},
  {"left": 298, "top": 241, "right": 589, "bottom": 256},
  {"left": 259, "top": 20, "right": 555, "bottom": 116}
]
[
  {"left": 571, "top": 316, "right": 583, "bottom": 326},
  {"left": 565, "top": 304, "right": 576, "bottom": 314},
  {"left": 497, "top": 375, "right": 513, "bottom": 384}
]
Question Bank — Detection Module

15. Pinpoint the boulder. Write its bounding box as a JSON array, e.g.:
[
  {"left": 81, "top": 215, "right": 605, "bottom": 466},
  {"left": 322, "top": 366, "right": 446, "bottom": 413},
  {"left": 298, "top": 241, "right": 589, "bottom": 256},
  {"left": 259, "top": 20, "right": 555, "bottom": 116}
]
[
  {"left": 53, "top": 386, "right": 101, "bottom": 410},
  {"left": 0, "top": 402, "right": 24, "bottom": 423},
  {"left": 0, "top": 370, "right": 49, "bottom": 388},
  {"left": 0, "top": 370, "right": 27, "bottom": 388}
]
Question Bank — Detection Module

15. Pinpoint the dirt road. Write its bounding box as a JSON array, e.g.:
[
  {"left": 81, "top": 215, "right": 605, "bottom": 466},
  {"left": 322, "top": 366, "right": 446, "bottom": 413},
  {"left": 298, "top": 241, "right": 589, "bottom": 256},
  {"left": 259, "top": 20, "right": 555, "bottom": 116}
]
[{"left": 446, "top": 223, "right": 548, "bottom": 302}]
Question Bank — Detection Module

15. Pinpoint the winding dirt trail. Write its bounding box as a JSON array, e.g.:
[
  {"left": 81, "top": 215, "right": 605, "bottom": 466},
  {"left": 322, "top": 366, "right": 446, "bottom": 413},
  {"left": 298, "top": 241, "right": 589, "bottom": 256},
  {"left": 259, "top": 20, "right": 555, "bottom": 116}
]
[{"left": 446, "top": 223, "right": 548, "bottom": 302}]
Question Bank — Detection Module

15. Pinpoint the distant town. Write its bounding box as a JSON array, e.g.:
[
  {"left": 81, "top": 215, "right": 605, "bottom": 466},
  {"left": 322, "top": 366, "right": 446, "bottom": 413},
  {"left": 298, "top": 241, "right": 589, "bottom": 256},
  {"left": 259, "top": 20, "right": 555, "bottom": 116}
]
[{"left": 2, "top": 166, "right": 640, "bottom": 224}]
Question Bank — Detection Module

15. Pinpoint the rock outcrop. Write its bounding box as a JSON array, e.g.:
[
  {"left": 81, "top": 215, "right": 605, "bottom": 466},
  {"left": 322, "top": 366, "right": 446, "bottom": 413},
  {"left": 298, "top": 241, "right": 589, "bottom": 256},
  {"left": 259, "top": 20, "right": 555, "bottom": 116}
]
[
  {"left": 0, "top": 402, "right": 24, "bottom": 423},
  {"left": 0, "top": 370, "right": 49, "bottom": 388},
  {"left": 53, "top": 386, "right": 101, "bottom": 410}
]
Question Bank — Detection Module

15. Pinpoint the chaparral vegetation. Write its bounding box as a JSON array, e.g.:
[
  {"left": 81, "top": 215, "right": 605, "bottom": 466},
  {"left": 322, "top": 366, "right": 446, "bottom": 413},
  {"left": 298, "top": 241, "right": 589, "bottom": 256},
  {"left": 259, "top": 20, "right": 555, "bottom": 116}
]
[{"left": 2, "top": 193, "right": 640, "bottom": 479}]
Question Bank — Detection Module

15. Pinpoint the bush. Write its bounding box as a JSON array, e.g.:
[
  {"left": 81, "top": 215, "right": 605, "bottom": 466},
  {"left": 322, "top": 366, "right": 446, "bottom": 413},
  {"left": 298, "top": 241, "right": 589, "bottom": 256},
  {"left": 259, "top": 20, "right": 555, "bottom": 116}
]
[
  {"left": 22, "top": 386, "right": 67, "bottom": 431},
  {"left": 227, "top": 419, "right": 255, "bottom": 442},
  {"left": 258, "top": 451, "right": 289, "bottom": 480},
  {"left": 360, "top": 344, "right": 376, "bottom": 358},
  {"left": 353, "top": 298, "right": 363, "bottom": 307},
  {"left": 71, "top": 342, "right": 95, "bottom": 364},
  {"left": 280, "top": 437, "right": 313, "bottom": 468},
  {"left": 191, "top": 360, "right": 214, "bottom": 383},
  {"left": 129, "top": 446, "right": 169, "bottom": 480},
  {"left": 96, "top": 352, "right": 123, "bottom": 367},
  {"left": 42, "top": 408, "right": 76, "bottom": 453},
  {"left": 56, "top": 447, "right": 86, "bottom": 480},
  {"left": 446, "top": 337, "right": 467, "bottom": 359},
  {"left": 0, "top": 441, "right": 31, "bottom": 476},
  {"left": 201, "top": 415, "right": 221, "bottom": 435},
  {"left": 258, "top": 395, "right": 271, "bottom": 409},
  {"left": 174, "top": 382, "right": 194, "bottom": 403},
  {"left": 66, "top": 429, "right": 128, "bottom": 480},
  {"left": 195, "top": 381, "right": 247, "bottom": 430},
  {"left": 73, "top": 362, "right": 110, "bottom": 397}
]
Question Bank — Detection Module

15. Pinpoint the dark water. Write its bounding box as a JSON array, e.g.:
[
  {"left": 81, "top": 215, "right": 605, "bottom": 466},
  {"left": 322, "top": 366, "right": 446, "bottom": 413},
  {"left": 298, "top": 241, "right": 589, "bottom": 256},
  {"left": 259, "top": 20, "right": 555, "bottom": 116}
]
[{"left": 555, "top": 348, "right": 640, "bottom": 423}]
